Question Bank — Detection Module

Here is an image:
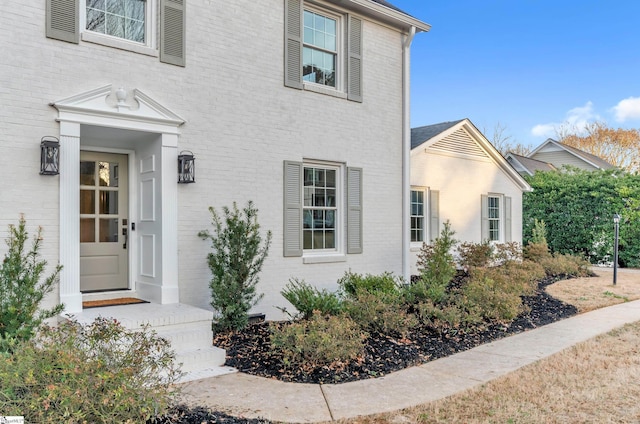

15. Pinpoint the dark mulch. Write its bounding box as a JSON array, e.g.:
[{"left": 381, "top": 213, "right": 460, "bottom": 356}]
[{"left": 153, "top": 275, "right": 578, "bottom": 423}]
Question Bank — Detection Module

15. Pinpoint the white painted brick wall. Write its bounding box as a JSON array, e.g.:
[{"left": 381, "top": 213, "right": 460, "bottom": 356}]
[{"left": 1, "top": 0, "right": 408, "bottom": 319}]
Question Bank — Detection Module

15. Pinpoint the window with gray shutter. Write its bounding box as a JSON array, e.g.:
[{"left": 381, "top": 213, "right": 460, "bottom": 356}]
[
  {"left": 46, "top": 0, "right": 79, "bottom": 43},
  {"left": 284, "top": 0, "right": 303, "bottom": 89},
  {"left": 347, "top": 15, "right": 363, "bottom": 102},
  {"left": 481, "top": 194, "right": 489, "bottom": 241},
  {"left": 429, "top": 190, "right": 439, "bottom": 242},
  {"left": 160, "top": 0, "right": 186, "bottom": 67},
  {"left": 347, "top": 167, "right": 363, "bottom": 254},
  {"left": 283, "top": 161, "right": 303, "bottom": 257}
]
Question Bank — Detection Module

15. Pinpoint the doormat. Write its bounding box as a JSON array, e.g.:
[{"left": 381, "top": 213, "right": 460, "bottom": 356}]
[{"left": 82, "top": 298, "right": 149, "bottom": 309}]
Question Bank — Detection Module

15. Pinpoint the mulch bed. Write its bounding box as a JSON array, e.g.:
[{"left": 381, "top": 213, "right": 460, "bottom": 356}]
[{"left": 151, "top": 275, "right": 578, "bottom": 423}]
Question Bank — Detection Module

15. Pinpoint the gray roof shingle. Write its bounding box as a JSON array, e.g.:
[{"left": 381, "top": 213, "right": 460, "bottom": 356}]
[
  {"left": 370, "top": 0, "right": 411, "bottom": 16},
  {"left": 508, "top": 152, "right": 557, "bottom": 175},
  {"left": 411, "top": 119, "right": 465, "bottom": 149}
]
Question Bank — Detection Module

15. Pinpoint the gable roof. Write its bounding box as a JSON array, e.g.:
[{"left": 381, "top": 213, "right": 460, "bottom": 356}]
[
  {"left": 529, "top": 138, "right": 614, "bottom": 170},
  {"left": 411, "top": 118, "right": 532, "bottom": 192},
  {"left": 506, "top": 152, "right": 556, "bottom": 176}
]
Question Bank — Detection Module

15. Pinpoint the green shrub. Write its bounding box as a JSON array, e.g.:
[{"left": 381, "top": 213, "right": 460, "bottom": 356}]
[
  {"left": 409, "top": 222, "right": 458, "bottom": 304},
  {"left": 524, "top": 241, "right": 552, "bottom": 263},
  {"left": 457, "top": 240, "right": 493, "bottom": 270},
  {"left": 0, "top": 318, "right": 180, "bottom": 423},
  {"left": 342, "top": 291, "right": 417, "bottom": 337},
  {"left": 493, "top": 242, "right": 523, "bottom": 263},
  {"left": 270, "top": 312, "right": 366, "bottom": 368},
  {"left": 540, "top": 253, "right": 591, "bottom": 278},
  {"left": 0, "top": 216, "right": 63, "bottom": 352},
  {"left": 338, "top": 271, "right": 402, "bottom": 298},
  {"left": 280, "top": 278, "right": 342, "bottom": 319},
  {"left": 414, "top": 299, "right": 480, "bottom": 330},
  {"left": 199, "top": 201, "right": 272, "bottom": 331},
  {"left": 463, "top": 267, "right": 529, "bottom": 323}
]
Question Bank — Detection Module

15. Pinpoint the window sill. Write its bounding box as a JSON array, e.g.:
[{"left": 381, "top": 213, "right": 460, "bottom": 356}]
[
  {"left": 303, "top": 254, "right": 347, "bottom": 264},
  {"left": 303, "top": 82, "right": 348, "bottom": 99},
  {"left": 82, "top": 32, "right": 158, "bottom": 57}
]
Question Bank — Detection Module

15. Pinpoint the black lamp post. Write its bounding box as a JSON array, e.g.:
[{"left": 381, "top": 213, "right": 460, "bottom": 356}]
[
  {"left": 613, "top": 213, "right": 620, "bottom": 286},
  {"left": 178, "top": 151, "right": 195, "bottom": 183},
  {"left": 40, "top": 136, "right": 60, "bottom": 175}
]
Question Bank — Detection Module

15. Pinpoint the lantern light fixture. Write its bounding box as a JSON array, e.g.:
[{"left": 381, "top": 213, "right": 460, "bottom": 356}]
[
  {"left": 178, "top": 150, "right": 195, "bottom": 184},
  {"left": 40, "top": 136, "right": 60, "bottom": 175}
]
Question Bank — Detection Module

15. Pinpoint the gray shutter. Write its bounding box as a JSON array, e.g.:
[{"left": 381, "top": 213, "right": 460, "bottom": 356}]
[
  {"left": 347, "top": 15, "right": 363, "bottom": 102},
  {"left": 284, "top": 0, "right": 303, "bottom": 89},
  {"left": 429, "top": 190, "right": 439, "bottom": 242},
  {"left": 283, "top": 161, "right": 303, "bottom": 257},
  {"left": 481, "top": 195, "right": 489, "bottom": 241},
  {"left": 46, "top": 0, "right": 79, "bottom": 43},
  {"left": 347, "top": 167, "right": 363, "bottom": 254},
  {"left": 505, "top": 196, "right": 512, "bottom": 242},
  {"left": 160, "top": 0, "right": 186, "bottom": 67}
]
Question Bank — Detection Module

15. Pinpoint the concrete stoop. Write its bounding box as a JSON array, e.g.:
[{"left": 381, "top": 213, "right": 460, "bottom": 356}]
[{"left": 67, "top": 303, "right": 236, "bottom": 383}]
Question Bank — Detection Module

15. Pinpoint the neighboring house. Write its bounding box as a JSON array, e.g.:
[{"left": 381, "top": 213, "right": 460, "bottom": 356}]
[
  {"left": 410, "top": 119, "right": 531, "bottom": 275},
  {"left": 0, "top": 1, "right": 430, "bottom": 320},
  {"left": 507, "top": 138, "right": 614, "bottom": 175}
]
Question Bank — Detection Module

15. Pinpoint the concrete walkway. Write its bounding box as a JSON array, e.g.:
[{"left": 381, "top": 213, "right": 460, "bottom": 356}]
[{"left": 179, "top": 296, "right": 640, "bottom": 423}]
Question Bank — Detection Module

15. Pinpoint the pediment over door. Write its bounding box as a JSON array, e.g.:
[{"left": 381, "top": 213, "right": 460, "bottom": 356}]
[{"left": 52, "top": 85, "right": 185, "bottom": 134}]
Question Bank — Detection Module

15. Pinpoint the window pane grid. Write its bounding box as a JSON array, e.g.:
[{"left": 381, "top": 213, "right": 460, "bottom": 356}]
[
  {"left": 303, "top": 10, "right": 337, "bottom": 88},
  {"left": 86, "top": 0, "right": 145, "bottom": 43},
  {"left": 303, "top": 166, "right": 337, "bottom": 251},
  {"left": 488, "top": 196, "right": 500, "bottom": 241},
  {"left": 410, "top": 190, "right": 425, "bottom": 242}
]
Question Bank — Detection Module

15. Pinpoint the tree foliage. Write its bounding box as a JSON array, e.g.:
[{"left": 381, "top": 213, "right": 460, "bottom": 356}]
[
  {"left": 556, "top": 121, "right": 640, "bottom": 173},
  {"left": 523, "top": 168, "right": 640, "bottom": 267}
]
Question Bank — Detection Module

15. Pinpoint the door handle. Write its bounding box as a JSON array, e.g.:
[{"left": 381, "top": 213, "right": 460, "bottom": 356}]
[{"left": 122, "top": 228, "right": 128, "bottom": 249}]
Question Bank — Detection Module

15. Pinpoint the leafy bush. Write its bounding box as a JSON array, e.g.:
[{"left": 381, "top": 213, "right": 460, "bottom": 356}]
[
  {"left": 462, "top": 267, "right": 529, "bottom": 323},
  {"left": 270, "top": 312, "right": 366, "bottom": 368},
  {"left": 342, "top": 291, "right": 417, "bottom": 337},
  {"left": 409, "top": 221, "right": 458, "bottom": 304},
  {"left": 413, "top": 299, "right": 479, "bottom": 330},
  {"left": 280, "top": 278, "right": 342, "bottom": 319},
  {"left": 199, "top": 201, "right": 272, "bottom": 331},
  {"left": 457, "top": 240, "right": 493, "bottom": 270},
  {"left": 539, "top": 253, "right": 591, "bottom": 278},
  {"left": 493, "top": 242, "right": 523, "bottom": 264},
  {"left": 338, "top": 271, "right": 402, "bottom": 298},
  {"left": 0, "top": 318, "right": 180, "bottom": 423},
  {"left": 0, "top": 216, "right": 63, "bottom": 352}
]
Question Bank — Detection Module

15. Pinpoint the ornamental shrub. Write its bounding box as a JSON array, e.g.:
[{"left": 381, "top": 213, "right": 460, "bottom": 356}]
[
  {"left": 462, "top": 267, "right": 529, "bottom": 323},
  {"left": 0, "top": 317, "right": 181, "bottom": 423},
  {"left": 338, "top": 270, "right": 403, "bottom": 298},
  {"left": 457, "top": 240, "right": 493, "bottom": 270},
  {"left": 342, "top": 291, "right": 417, "bottom": 337},
  {"left": 0, "top": 216, "right": 63, "bottom": 353},
  {"left": 280, "top": 278, "right": 343, "bottom": 319},
  {"left": 199, "top": 202, "right": 272, "bottom": 331}
]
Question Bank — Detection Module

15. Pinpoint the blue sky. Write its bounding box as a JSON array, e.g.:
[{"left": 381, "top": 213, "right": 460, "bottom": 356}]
[{"left": 389, "top": 1, "right": 640, "bottom": 149}]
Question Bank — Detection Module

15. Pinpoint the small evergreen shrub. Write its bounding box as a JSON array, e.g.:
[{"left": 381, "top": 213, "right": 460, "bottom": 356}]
[
  {"left": 338, "top": 271, "right": 402, "bottom": 298},
  {"left": 0, "top": 318, "right": 180, "bottom": 423},
  {"left": 463, "top": 267, "right": 529, "bottom": 323},
  {"left": 270, "top": 312, "right": 366, "bottom": 368},
  {"left": 342, "top": 291, "right": 417, "bottom": 337},
  {"left": 0, "top": 216, "right": 63, "bottom": 352},
  {"left": 540, "top": 253, "right": 591, "bottom": 278},
  {"left": 199, "top": 201, "right": 272, "bottom": 331},
  {"left": 413, "top": 299, "right": 479, "bottom": 330},
  {"left": 524, "top": 219, "right": 552, "bottom": 263},
  {"left": 494, "top": 242, "right": 523, "bottom": 263},
  {"left": 280, "top": 278, "right": 342, "bottom": 319},
  {"left": 457, "top": 240, "right": 493, "bottom": 270}
]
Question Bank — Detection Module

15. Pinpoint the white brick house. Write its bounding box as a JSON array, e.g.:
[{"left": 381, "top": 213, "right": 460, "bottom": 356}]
[{"left": 0, "top": 0, "right": 430, "bottom": 319}]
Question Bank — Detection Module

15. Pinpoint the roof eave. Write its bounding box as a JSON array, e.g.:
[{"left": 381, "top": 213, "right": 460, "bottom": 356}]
[{"left": 334, "top": 0, "right": 431, "bottom": 32}]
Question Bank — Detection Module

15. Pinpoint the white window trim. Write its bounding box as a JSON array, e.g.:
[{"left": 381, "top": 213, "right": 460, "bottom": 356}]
[
  {"left": 487, "top": 193, "right": 504, "bottom": 243},
  {"left": 80, "top": 0, "right": 158, "bottom": 57},
  {"left": 302, "top": 4, "right": 344, "bottom": 94},
  {"left": 410, "top": 186, "right": 428, "bottom": 250},
  {"left": 302, "top": 160, "right": 345, "bottom": 258}
]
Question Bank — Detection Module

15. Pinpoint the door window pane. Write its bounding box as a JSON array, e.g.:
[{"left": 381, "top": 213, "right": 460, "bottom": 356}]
[
  {"left": 80, "top": 161, "right": 96, "bottom": 186},
  {"left": 80, "top": 218, "right": 95, "bottom": 242},
  {"left": 99, "top": 162, "right": 119, "bottom": 187},
  {"left": 99, "top": 191, "right": 118, "bottom": 215},
  {"left": 80, "top": 190, "right": 95, "bottom": 214},
  {"left": 99, "top": 218, "right": 119, "bottom": 242}
]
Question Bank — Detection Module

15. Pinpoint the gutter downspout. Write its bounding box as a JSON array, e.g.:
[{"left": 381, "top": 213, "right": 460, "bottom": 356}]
[{"left": 402, "top": 26, "right": 416, "bottom": 283}]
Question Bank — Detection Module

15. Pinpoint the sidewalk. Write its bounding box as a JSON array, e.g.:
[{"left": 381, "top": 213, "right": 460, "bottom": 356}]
[{"left": 179, "top": 297, "right": 640, "bottom": 423}]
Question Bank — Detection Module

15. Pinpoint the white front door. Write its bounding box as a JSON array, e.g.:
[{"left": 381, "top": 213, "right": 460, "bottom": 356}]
[{"left": 80, "top": 152, "right": 129, "bottom": 292}]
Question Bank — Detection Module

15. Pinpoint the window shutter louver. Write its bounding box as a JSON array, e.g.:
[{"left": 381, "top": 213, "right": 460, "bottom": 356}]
[
  {"left": 160, "top": 0, "right": 186, "bottom": 66},
  {"left": 347, "top": 15, "right": 363, "bottom": 102},
  {"left": 429, "top": 190, "right": 439, "bottom": 242},
  {"left": 283, "top": 161, "right": 303, "bottom": 257},
  {"left": 481, "top": 195, "right": 489, "bottom": 241},
  {"left": 347, "top": 167, "right": 363, "bottom": 254},
  {"left": 284, "top": 0, "right": 303, "bottom": 89},
  {"left": 46, "top": 0, "right": 79, "bottom": 43},
  {"left": 505, "top": 196, "right": 512, "bottom": 242}
]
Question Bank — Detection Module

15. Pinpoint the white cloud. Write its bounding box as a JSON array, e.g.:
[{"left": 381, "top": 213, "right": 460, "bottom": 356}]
[
  {"left": 530, "top": 101, "right": 599, "bottom": 138},
  {"left": 612, "top": 97, "right": 640, "bottom": 122}
]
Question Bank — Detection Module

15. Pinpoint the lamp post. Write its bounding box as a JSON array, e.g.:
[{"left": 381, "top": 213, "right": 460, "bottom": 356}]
[{"left": 613, "top": 214, "right": 620, "bottom": 286}]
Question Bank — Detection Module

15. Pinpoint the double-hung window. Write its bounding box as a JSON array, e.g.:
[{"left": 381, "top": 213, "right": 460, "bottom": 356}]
[
  {"left": 410, "top": 188, "right": 440, "bottom": 245},
  {"left": 410, "top": 189, "right": 425, "bottom": 243},
  {"left": 284, "top": 161, "right": 362, "bottom": 258},
  {"left": 46, "top": 0, "right": 186, "bottom": 66},
  {"left": 487, "top": 196, "right": 500, "bottom": 241},
  {"left": 284, "top": 0, "right": 363, "bottom": 102},
  {"left": 482, "top": 194, "right": 512, "bottom": 243}
]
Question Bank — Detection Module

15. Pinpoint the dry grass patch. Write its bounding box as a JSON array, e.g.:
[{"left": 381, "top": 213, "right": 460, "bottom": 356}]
[
  {"left": 546, "top": 267, "right": 640, "bottom": 312},
  {"left": 339, "top": 321, "right": 640, "bottom": 424}
]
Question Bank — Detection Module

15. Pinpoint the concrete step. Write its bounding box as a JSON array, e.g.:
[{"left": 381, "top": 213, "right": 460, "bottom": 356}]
[
  {"left": 156, "top": 326, "right": 214, "bottom": 351},
  {"left": 177, "top": 346, "right": 227, "bottom": 372}
]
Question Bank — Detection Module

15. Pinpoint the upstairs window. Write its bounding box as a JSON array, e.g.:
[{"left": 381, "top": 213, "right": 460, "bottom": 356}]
[
  {"left": 86, "top": 0, "right": 146, "bottom": 43},
  {"left": 303, "top": 10, "right": 338, "bottom": 88}
]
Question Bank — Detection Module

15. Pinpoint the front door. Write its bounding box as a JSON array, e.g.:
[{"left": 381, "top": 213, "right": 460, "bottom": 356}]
[{"left": 80, "top": 152, "right": 129, "bottom": 292}]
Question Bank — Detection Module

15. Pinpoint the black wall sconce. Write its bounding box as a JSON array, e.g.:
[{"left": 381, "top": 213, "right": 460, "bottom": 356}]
[
  {"left": 40, "top": 136, "right": 60, "bottom": 175},
  {"left": 178, "top": 151, "right": 195, "bottom": 183}
]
